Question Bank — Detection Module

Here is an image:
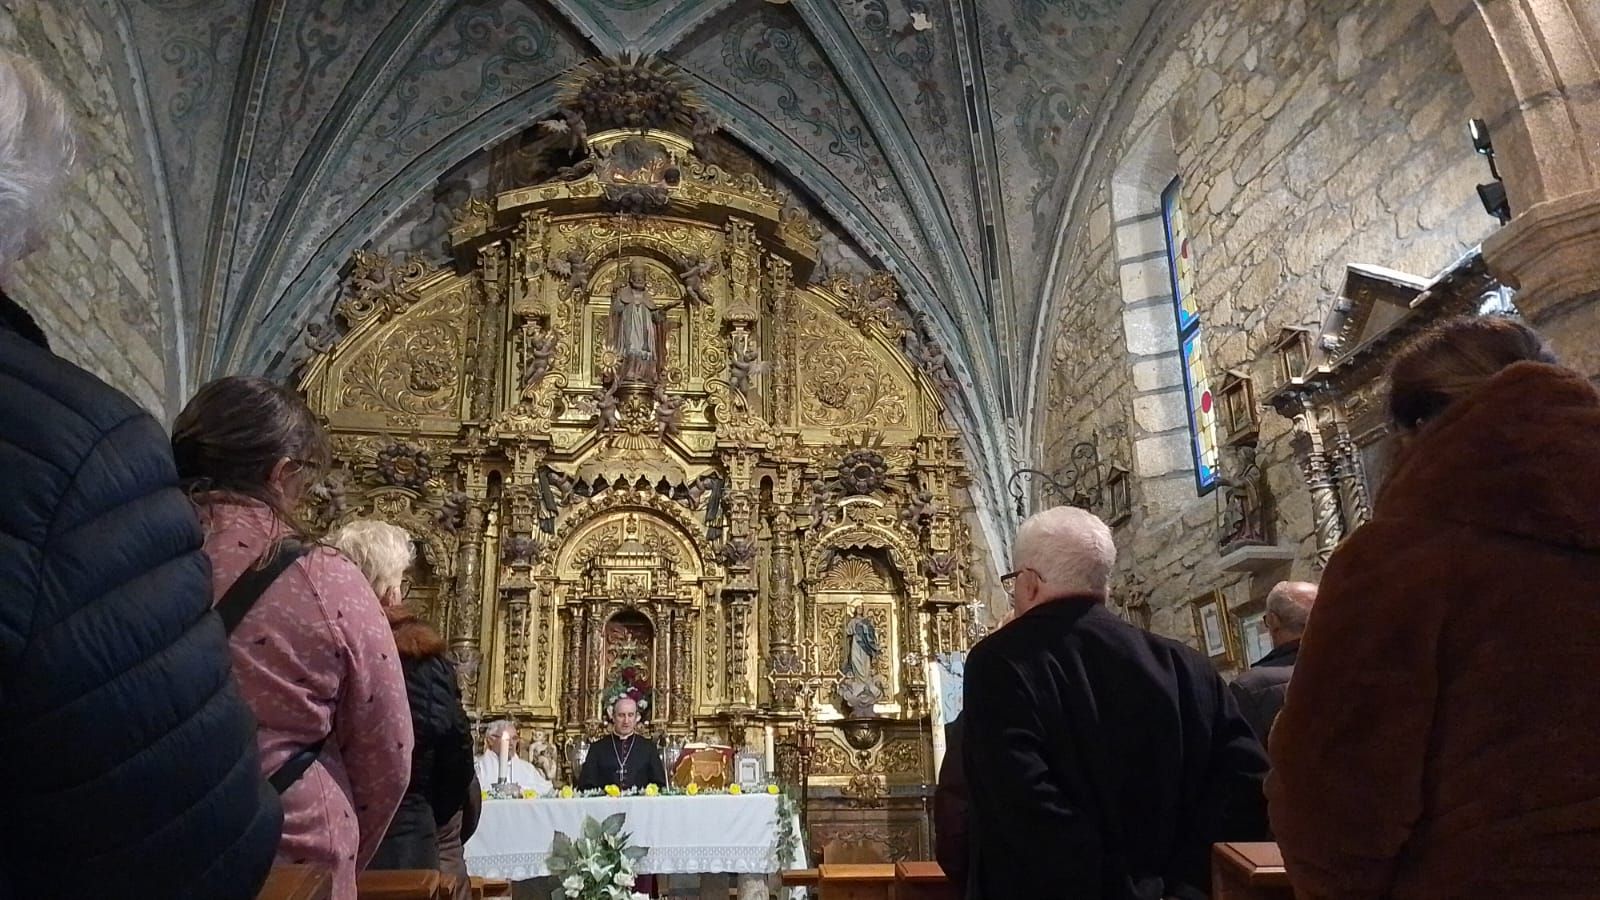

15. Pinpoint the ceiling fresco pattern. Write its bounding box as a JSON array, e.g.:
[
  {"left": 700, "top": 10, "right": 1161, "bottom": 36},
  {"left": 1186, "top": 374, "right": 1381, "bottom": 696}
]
[{"left": 89, "top": 0, "right": 1164, "bottom": 539}]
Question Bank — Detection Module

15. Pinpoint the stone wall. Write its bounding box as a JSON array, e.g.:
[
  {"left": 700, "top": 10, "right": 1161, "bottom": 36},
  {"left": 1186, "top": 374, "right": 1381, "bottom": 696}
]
[
  {"left": 1037, "top": 0, "right": 1496, "bottom": 652},
  {"left": 0, "top": 3, "right": 168, "bottom": 415}
]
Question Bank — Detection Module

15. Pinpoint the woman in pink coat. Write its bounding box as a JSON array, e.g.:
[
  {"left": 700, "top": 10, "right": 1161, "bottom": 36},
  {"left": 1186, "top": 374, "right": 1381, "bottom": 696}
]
[{"left": 173, "top": 376, "right": 412, "bottom": 899}]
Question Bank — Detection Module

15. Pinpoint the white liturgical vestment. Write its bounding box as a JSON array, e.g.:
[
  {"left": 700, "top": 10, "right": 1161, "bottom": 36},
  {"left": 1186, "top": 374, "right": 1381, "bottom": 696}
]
[{"left": 476, "top": 752, "right": 553, "bottom": 794}]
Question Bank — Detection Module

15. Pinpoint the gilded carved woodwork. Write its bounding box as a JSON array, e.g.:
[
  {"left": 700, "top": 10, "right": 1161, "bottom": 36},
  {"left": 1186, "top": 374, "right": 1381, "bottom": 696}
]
[{"left": 296, "top": 64, "right": 975, "bottom": 813}]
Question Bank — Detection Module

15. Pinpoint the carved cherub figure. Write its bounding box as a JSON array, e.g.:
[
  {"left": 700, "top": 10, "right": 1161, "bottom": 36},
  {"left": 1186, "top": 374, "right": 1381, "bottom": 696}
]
[
  {"left": 435, "top": 491, "right": 470, "bottom": 532},
  {"left": 807, "top": 479, "right": 834, "bottom": 530},
  {"left": 678, "top": 254, "right": 720, "bottom": 306},
  {"left": 539, "top": 108, "right": 589, "bottom": 155},
  {"left": 302, "top": 317, "right": 340, "bottom": 355},
  {"left": 307, "top": 470, "right": 349, "bottom": 521},
  {"left": 653, "top": 384, "right": 683, "bottom": 441},
  {"left": 520, "top": 329, "right": 558, "bottom": 391},
  {"left": 728, "top": 345, "right": 770, "bottom": 395},
  {"left": 591, "top": 386, "right": 620, "bottom": 431},
  {"left": 902, "top": 489, "right": 937, "bottom": 528},
  {"left": 547, "top": 248, "right": 592, "bottom": 295},
  {"left": 502, "top": 533, "right": 538, "bottom": 566}
]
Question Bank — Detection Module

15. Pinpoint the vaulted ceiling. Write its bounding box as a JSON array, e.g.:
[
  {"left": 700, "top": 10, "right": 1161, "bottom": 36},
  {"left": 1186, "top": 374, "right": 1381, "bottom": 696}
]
[{"left": 95, "top": 0, "right": 1164, "bottom": 529}]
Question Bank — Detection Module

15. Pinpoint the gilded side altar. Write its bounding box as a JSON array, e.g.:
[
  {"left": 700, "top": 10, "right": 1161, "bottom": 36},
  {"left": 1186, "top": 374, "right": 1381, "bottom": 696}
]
[{"left": 297, "top": 59, "right": 983, "bottom": 860}]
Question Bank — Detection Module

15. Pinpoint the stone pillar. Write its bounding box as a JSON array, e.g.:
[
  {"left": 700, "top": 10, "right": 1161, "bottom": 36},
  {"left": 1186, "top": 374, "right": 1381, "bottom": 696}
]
[{"left": 1432, "top": 0, "right": 1600, "bottom": 374}]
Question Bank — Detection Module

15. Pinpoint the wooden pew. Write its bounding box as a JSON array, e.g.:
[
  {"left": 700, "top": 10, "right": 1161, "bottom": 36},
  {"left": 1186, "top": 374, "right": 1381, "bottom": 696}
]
[
  {"left": 355, "top": 869, "right": 444, "bottom": 899},
  {"left": 1212, "top": 842, "right": 1295, "bottom": 900},
  {"left": 257, "top": 865, "right": 333, "bottom": 900},
  {"left": 816, "top": 863, "right": 896, "bottom": 900},
  {"left": 468, "top": 876, "right": 513, "bottom": 898},
  {"left": 895, "top": 861, "right": 958, "bottom": 900}
]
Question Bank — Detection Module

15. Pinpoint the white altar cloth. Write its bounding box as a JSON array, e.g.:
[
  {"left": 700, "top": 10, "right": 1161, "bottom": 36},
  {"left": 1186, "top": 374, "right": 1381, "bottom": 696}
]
[{"left": 465, "top": 794, "right": 802, "bottom": 881}]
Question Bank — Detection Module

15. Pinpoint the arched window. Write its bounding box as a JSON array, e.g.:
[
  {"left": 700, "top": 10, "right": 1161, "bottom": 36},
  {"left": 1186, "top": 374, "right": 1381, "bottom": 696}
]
[{"left": 1160, "top": 176, "right": 1220, "bottom": 494}]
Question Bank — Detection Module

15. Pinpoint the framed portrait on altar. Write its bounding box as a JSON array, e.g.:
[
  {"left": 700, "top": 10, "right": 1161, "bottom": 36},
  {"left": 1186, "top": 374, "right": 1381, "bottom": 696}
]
[{"left": 1190, "top": 590, "right": 1236, "bottom": 667}]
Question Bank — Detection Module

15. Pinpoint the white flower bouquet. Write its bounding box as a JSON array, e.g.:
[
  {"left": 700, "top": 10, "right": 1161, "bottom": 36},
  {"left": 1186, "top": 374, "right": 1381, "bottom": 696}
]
[{"left": 546, "top": 813, "right": 649, "bottom": 900}]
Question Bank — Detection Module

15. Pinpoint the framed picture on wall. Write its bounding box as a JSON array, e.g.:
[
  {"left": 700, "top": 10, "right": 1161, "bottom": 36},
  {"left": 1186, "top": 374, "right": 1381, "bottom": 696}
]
[
  {"left": 1238, "top": 611, "right": 1272, "bottom": 667},
  {"left": 1190, "top": 591, "right": 1236, "bottom": 666}
]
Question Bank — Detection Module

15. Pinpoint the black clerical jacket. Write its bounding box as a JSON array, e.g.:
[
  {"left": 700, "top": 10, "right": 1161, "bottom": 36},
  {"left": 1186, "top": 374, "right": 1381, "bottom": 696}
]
[
  {"left": 962, "top": 598, "right": 1268, "bottom": 900},
  {"left": 577, "top": 734, "right": 669, "bottom": 790}
]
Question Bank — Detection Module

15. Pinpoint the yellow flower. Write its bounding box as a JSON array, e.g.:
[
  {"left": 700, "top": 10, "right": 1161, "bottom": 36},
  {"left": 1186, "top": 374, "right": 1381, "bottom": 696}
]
[
  {"left": 644, "top": 784, "right": 659, "bottom": 797},
  {"left": 521, "top": 789, "right": 537, "bottom": 800},
  {"left": 685, "top": 782, "right": 700, "bottom": 796},
  {"left": 559, "top": 786, "right": 574, "bottom": 799},
  {"left": 766, "top": 784, "right": 780, "bottom": 795},
  {"left": 604, "top": 784, "right": 621, "bottom": 797},
  {"left": 728, "top": 784, "right": 743, "bottom": 795}
]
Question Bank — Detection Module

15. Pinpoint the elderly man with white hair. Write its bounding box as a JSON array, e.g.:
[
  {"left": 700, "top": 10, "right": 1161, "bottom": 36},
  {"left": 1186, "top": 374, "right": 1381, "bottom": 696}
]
[
  {"left": 0, "top": 52, "right": 283, "bottom": 897},
  {"left": 1230, "top": 581, "right": 1317, "bottom": 745},
  {"left": 962, "top": 506, "right": 1268, "bottom": 900},
  {"left": 477, "top": 719, "right": 554, "bottom": 794}
]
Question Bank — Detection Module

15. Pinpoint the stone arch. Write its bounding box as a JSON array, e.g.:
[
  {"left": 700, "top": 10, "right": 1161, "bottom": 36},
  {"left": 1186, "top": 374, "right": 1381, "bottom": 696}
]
[{"left": 1431, "top": 0, "right": 1600, "bottom": 374}]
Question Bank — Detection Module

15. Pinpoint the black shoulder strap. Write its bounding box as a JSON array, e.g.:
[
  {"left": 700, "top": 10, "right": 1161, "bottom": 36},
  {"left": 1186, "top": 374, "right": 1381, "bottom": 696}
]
[{"left": 217, "top": 540, "right": 309, "bottom": 635}]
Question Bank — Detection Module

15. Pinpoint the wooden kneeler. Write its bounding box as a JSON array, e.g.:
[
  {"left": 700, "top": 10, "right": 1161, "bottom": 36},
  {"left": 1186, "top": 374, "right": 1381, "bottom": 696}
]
[{"left": 355, "top": 869, "right": 444, "bottom": 899}]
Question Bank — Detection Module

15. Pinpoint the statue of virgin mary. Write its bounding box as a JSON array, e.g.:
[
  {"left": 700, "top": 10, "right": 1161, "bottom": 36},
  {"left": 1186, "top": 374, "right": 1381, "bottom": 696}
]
[{"left": 608, "top": 258, "right": 668, "bottom": 382}]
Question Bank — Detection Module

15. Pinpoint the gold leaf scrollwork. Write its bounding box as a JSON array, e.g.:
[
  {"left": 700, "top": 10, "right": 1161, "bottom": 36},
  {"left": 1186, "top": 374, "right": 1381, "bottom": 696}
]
[
  {"left": 340, "top": 289, "right": 467, "bottom": 416},
  {"left": 797, "top": 301, "right": 908, "bottom": 429}
]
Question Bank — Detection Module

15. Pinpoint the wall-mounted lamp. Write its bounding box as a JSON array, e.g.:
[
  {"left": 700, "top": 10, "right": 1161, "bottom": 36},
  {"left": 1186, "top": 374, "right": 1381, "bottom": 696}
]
[{"left": 1469, "top": 118, "right": 1511, "bottom": 225}]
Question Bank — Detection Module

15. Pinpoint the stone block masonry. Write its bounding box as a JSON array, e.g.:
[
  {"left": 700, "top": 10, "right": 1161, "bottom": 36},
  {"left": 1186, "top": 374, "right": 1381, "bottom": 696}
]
[
  {"left": 0, "top": 3, "right": 168, "bottom": 416},
  {"left": 1036, "top": 0, "right": 1496, "bottom": 654}
]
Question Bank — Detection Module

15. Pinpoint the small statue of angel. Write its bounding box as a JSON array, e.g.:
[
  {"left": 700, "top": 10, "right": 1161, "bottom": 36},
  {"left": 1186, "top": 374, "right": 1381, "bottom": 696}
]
[
  {"left": 520, "top": 329, "right": 558, "bottom": 391},
  {"left": 307, "top": 470, "right": 349, "bottom": 521},
  {"left": 678, "top": 254, "right": 720, "bottom": 306},
  {"left": 589, "top": 384, "right": 620, "bottom": 431},
  {"left": 538, "top": 108, "right": 589, "bottom": 155},
  {"left": 807, "top": 479, "right": 833, "bottom": 530},
  {"left": 546, "top": 248, "right": 592, "bottom": 295},
  {"left": 901, "top": 489, "right": 937, "bottom": 529},
  {"left": 653, "top": 384, "right": 683, "bottom": 441},
  {"left": 728, "top": 345, "right": 770, "bottom": 395},
  {"left": 302, "top": 317, "right": 340, "bottom": 355},
  {"left": 435, "top": 491, "right": 470, "bottom": 532}
]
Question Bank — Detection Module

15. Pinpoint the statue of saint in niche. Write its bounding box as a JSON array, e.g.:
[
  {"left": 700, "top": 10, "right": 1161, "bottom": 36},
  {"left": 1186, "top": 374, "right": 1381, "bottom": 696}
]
[
  {"left": 837, "top": 601, "right": 888, "bottom": 716},
  {"left": 608, "top": 258, "right": 669, "bottom": 383}
]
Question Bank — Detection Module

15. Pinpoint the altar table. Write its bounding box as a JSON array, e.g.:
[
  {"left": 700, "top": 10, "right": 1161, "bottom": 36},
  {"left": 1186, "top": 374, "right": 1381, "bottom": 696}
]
[{"left": 465, "top": 794, "right": 804, "bottom": 895}]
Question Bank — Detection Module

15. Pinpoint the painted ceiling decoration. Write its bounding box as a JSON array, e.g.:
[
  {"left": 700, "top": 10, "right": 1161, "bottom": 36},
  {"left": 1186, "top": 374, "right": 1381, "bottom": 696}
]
[{"left": 87, "top": 0, "right": 1165, "bottom": 553}]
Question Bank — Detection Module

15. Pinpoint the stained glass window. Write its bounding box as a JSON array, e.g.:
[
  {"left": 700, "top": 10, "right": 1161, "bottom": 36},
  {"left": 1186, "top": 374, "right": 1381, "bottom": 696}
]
[{"left": 1162, "top": 177, "right": 1220, "bottom": 494}]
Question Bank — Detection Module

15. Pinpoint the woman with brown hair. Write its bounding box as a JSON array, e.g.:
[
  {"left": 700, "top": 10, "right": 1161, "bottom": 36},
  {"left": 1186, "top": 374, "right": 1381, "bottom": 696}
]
[
  {"left": 1268, "top": 316, "right": 1600, "bottom": 898},
  {"left": 173, "top": 376, "right": 412, "bottom": 900}
]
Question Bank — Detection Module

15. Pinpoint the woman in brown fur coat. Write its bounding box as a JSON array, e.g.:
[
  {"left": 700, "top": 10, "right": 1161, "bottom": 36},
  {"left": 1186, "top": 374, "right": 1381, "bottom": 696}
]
[
  {"left": 1268, "top": 316, "right": 1600, "bottom": 897},
  {"left": 330, "top": 521, "right": 475, "bottom": 877}
]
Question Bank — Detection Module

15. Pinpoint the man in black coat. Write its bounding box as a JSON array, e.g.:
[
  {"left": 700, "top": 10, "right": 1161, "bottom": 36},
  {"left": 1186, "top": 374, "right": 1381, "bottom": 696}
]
[
  {"left": 578, "top": 697, "right": 668, "bottom": 790},
  {"left": 0, "top": 51, "right": 280, "bottom": 899},
  {"left": 963, "top": 507, "right": 1268, "bottom": 900},
  {"left": 1229, "top": 581, "right": 1316, "bottom": 747},
  {"left": 933, "top": 712, "right": 969, "bottom": 887}
]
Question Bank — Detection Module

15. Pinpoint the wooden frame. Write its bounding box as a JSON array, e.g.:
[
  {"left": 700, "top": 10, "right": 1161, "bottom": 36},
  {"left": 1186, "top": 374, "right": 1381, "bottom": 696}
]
[
  {"left": 1217, "top": 369, "right": 1259, "bottom": 447},
  {"left": 1190, "top": 590, "right": 1237, "bottom": 667},
  {"left": 1103, "top": 465, "right": 1132, "bottom": 526},
  {"left": 1270, "top": 327, "right": 1314, "bottom": 388}
]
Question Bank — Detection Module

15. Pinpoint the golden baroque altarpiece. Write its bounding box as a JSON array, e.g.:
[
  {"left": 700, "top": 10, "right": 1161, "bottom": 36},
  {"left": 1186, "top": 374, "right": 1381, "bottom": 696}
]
[{"left": 297, "top": 60, "right": 980, "bottom": 858}]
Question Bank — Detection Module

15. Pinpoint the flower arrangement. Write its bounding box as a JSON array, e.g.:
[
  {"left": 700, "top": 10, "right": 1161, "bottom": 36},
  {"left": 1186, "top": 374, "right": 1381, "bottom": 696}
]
[
  {"left": 773, "top": 792, "right": 800, "bottom": 869},
  {"left": 603, "top": 655, "right": 652, "bottom": 718},
  {"left": 546, "top": 813, "right": 648, "bottom": 900},
  {"left": 544, "top": 783, "right": 786, "bottom": 800}
]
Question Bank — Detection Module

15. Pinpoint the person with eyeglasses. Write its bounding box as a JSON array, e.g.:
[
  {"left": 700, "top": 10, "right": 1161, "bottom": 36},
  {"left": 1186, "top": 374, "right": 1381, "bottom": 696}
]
[
  {"left": 173, "top": 376, "right": 413, "bottom": 900},
  {"left": 962, "top": 506, "right": 1267, "bottom": 900}
]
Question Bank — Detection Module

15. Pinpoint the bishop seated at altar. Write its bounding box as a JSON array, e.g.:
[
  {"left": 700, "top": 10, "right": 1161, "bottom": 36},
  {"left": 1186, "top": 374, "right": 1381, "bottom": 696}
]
[
  {"left": 476, "top": 720, "right": 553, "bottom": 794},
  {"left": 578, "top": 697, "right": 669, "bottom": 790}
]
